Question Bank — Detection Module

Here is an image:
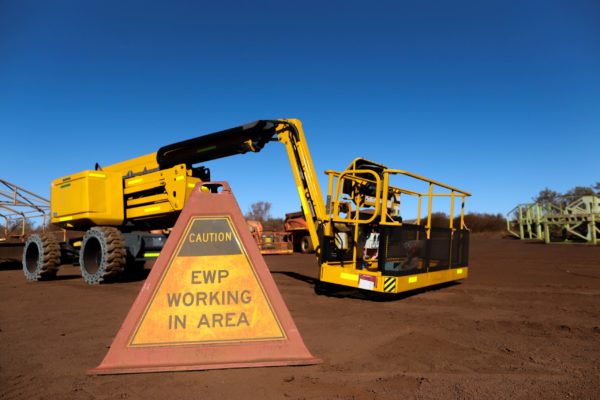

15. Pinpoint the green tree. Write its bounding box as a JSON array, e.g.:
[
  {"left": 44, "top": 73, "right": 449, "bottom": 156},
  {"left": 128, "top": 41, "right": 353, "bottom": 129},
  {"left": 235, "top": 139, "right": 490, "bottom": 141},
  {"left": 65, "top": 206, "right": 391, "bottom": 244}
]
[
  {"left": 245, "top": 201, "right": 272, "bottom": 222},
  {"left": 563, "top": 186, "right": 594, "bottom": 200},
  {"left": 533, "top": 188, "right": 561, "bottom": 206}
]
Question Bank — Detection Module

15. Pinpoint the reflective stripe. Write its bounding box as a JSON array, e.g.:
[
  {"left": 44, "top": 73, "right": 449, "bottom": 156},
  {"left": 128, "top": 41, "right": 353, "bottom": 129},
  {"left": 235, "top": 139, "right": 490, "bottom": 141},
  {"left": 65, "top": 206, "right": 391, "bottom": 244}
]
[
  {"left": 127, "top": 178, "right": 143, "bottom": 185},
  {"left": 340, "top": 272, "right": 359, "bottom": 282}
]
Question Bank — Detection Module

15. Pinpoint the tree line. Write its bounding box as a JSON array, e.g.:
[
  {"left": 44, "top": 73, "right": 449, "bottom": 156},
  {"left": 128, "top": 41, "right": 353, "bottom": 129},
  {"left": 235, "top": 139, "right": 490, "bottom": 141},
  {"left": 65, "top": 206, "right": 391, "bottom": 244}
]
[
  {"left": 244, "top": 201, "right": 285, "bottom": 231},
  {"left": 533, "top": 182, "right": 599, "bottom": 207},
  {"left": 245, "top": 201, "right": 507, "bottom": 233}
]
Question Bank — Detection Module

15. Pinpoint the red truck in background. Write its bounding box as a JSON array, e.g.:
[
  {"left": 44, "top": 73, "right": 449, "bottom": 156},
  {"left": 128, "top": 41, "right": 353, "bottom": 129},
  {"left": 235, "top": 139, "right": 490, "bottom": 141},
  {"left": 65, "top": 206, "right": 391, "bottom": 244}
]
[{"left": 284, "top": 211, "right": 314, "bottom": 253}]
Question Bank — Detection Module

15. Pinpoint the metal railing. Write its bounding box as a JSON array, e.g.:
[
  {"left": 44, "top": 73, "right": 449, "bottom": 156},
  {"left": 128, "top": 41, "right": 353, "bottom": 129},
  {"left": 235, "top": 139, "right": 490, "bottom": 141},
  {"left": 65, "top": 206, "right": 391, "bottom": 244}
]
[
  {"left": 325, "top": 167, "right": 471, "bottom": 238},
  {"left": 507, "top": 195, "right": 600, "bottom": 245},
  {"left": 0, "top": 179, "right": 52, "bottom": 242}
]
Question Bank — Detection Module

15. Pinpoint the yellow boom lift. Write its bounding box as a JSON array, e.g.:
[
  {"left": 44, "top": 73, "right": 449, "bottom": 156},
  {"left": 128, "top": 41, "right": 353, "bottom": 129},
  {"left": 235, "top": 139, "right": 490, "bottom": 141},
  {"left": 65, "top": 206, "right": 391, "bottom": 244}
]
[{"left": 24, "top": 119, "right": 470, "bottom": 293}]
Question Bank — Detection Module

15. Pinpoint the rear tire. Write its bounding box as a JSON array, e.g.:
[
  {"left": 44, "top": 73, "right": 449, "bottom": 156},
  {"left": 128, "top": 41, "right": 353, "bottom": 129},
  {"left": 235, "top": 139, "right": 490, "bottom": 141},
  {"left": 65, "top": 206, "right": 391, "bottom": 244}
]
[
  {"left": 22, "top": 233, "right": 61, "bottom": 281},
  {"left": 79, "top": 227, "right": 126, "bottom": 284},
  {"left": 300, "top": 235, "right": 314, "bottom": 254}
]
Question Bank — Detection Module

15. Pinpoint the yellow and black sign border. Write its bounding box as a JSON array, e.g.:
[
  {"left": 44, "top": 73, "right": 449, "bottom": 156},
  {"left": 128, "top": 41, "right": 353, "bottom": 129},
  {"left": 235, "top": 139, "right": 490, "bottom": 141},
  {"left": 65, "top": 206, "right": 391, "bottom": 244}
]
[{"left": 128, "top": 215, "right": 287, "bottom": 348}]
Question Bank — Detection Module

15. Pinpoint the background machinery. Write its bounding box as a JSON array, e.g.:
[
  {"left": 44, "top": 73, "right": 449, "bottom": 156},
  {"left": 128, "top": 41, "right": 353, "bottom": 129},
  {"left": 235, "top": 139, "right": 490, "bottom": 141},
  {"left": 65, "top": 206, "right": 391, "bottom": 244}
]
[
  {"left": 247, "top": 219, "right": 293, "bottom": 255},
  {"left": 24, "top": 119, "right": 471, "bottom": 294},
  {"left": 506, "top": 196, "right": 599, "bottom": 245},
  {"left": 284, "top": 211, "right": 314, "bottom": 253},
  {"left": 506, "top": 203, "right": 545, "bottom": 241},
  {"left": 542, "top": 195, "right": 599, "bottom": 245},
  {"left": 0, "top": 179, "right": 64, "bottom": 265}
]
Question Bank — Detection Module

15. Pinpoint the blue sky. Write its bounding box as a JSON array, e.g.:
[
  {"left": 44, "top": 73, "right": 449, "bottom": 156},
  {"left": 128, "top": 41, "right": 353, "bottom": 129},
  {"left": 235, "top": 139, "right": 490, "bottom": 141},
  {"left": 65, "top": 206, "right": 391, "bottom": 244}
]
[{"left": 1, "top": 0, "right": 598, "bottom": 219}]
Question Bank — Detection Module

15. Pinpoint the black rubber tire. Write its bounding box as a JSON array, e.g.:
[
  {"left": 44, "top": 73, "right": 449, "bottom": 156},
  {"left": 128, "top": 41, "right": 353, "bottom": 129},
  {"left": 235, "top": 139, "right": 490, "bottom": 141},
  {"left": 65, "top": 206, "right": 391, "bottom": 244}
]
[
  {"left": 300, "top": 235, "right": 314, "bottom": 254},
  {"left": 79, "top": 227, "right": 126, "bottom": 284},
  {"left": 22, "top": 233, "right": 61, "bottom": 281}
]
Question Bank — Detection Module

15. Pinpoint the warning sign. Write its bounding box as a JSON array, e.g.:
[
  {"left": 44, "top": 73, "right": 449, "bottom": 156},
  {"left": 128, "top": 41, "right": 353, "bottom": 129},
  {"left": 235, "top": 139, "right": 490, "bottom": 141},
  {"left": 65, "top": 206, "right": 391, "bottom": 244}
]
[
  {"left": 89, "top": 182, "right": 319, "bottom": 374},
  {"left": 130, "top": 216, "right": 285, "bottom": 346}
]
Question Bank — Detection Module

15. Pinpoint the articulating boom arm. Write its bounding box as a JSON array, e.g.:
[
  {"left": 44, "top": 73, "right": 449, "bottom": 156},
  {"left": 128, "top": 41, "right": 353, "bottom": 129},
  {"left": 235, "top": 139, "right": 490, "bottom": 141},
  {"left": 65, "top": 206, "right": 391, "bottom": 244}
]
[
  {"left": 274, "top": 120, "right": 327, "bottom": 252},
  {"left": 156, "top": 120, "right": 278, "bottom": 169},
  {"left": 157, "top": 119, "right": 327, "bottom": 250}
]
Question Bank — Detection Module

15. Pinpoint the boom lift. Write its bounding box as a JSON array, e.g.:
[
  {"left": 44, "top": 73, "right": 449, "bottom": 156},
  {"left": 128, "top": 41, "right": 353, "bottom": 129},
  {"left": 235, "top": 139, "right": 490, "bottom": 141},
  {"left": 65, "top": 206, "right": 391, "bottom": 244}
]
[{"left": 24, "top": 119, "right": 471, "bottom": 293}]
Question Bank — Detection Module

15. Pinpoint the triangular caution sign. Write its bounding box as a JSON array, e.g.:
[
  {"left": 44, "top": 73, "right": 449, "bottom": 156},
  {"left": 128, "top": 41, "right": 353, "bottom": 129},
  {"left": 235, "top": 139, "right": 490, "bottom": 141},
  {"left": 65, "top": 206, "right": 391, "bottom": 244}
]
[
  {"left": 90, "top": 182, "right": 320, "bottom": 374},
  {"left": 131, "top": 216, "right": 286, "bottom": 347}
]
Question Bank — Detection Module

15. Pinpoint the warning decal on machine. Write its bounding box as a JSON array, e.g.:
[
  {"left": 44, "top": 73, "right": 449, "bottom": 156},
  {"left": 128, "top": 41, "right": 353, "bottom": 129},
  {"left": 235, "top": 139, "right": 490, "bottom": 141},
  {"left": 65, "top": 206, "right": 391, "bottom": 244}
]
[{"left": 129, "top": 216, "right": 285, "bottom": 347}]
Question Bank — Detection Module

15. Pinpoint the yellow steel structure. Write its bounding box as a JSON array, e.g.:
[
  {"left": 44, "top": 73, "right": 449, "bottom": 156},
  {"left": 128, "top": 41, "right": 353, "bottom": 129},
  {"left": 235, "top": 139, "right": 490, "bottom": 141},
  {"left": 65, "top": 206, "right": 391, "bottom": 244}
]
[{"left": 42, "top": 118, "right": 471, "bottom": 292}]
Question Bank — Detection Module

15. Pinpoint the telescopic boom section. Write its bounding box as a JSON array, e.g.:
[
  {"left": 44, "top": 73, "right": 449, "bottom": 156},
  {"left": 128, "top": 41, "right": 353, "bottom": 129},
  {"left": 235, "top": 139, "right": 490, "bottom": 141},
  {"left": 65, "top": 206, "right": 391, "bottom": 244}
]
[
  {"left": 156, "top": 120, "right": 279, "bottom": 168},
  {"left": 156, "top": 119, "right": 326, "bottom": 250}
]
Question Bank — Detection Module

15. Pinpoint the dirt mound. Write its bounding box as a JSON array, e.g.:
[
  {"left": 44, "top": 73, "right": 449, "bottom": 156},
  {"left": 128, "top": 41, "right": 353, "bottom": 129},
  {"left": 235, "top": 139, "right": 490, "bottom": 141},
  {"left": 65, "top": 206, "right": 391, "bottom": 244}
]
[{"left": 1, "top": 237, "right": 599, "bottom": 399}]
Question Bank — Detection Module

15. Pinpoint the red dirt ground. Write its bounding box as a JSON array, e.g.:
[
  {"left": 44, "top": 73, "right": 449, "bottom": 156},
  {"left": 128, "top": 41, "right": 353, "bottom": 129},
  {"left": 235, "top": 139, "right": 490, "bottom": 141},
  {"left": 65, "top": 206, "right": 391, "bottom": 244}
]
[{"left": 1, "top": 235, "right": 599, "bottom": 399}]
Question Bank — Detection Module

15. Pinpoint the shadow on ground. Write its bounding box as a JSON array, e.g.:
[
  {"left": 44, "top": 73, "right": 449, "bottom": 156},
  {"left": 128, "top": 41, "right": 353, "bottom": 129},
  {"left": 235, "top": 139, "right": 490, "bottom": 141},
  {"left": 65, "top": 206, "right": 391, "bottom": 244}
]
[
  {"left": 0, "top": 261, "right": 21, "bottom": 271},
  {"left": 271, "top": 270, "right": 460, "bottom": 301}
]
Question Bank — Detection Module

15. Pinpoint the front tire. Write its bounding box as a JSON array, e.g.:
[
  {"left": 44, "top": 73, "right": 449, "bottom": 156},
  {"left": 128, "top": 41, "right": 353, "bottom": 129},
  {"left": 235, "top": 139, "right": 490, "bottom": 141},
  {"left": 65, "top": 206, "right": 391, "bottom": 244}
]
[
  {"left": 22, "top": 233, "right": 61, "bottom": 281},
  {"left": 300, "top": 235, "right": 314, "bottom": 254},
  {"left": 79, "top": 227, "right": 126, "bottom": 284}
]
